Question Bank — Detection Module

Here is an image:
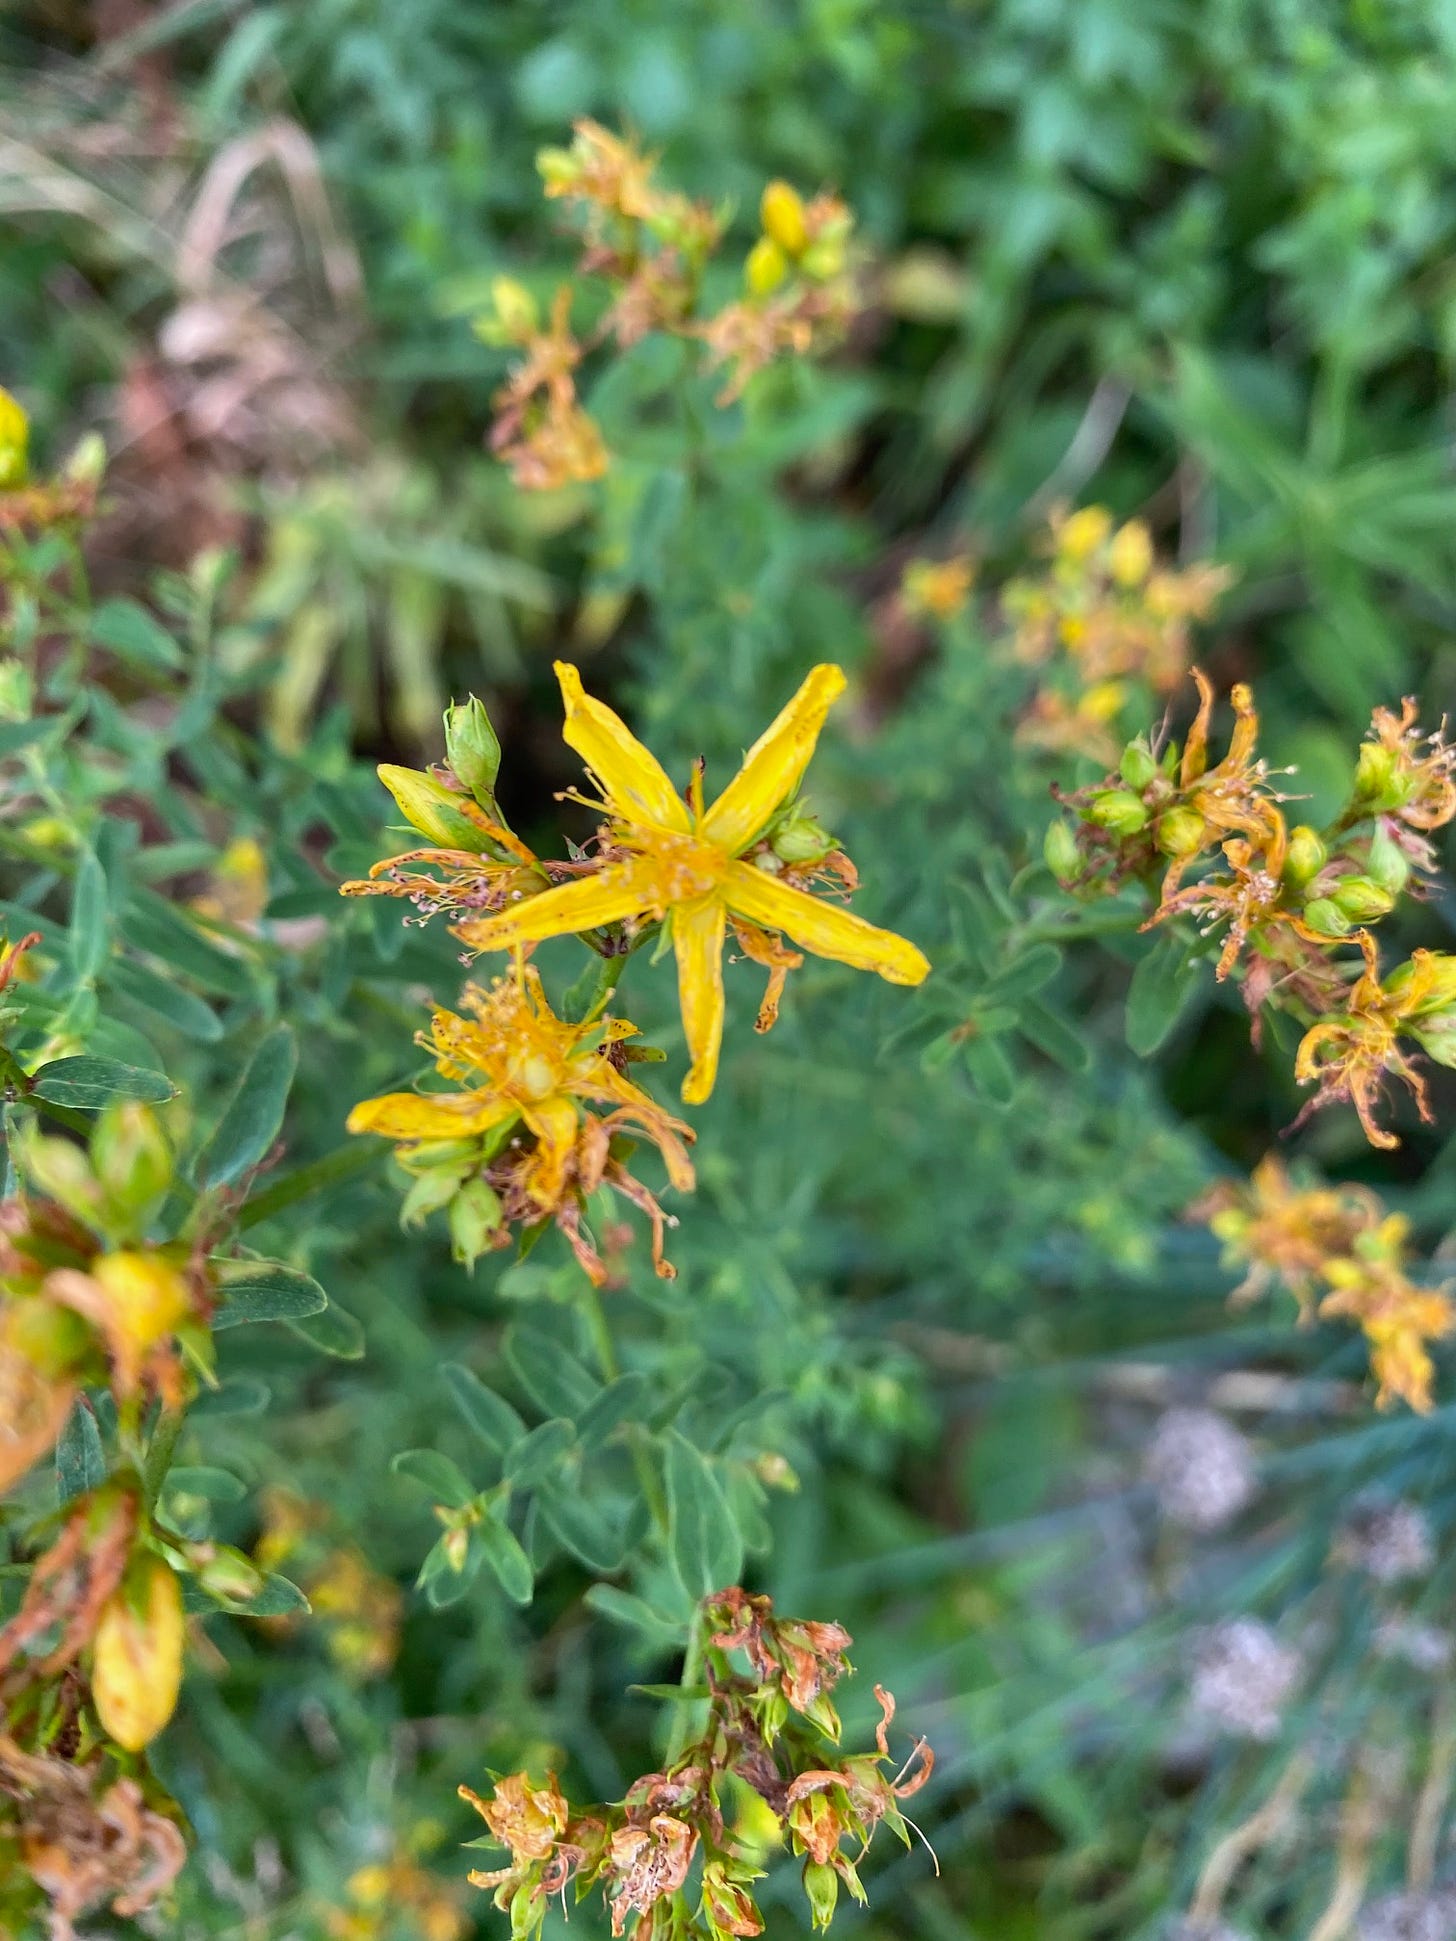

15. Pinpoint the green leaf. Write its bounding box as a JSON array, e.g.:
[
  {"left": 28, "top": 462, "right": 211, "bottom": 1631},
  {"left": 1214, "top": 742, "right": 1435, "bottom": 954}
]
[
  {"left": 504, "top": 1418, "right": 578, "bottom": 1490},
  {"left": 961, "top": 1034, "right": 1017, "bottom": 1107},
  {"left": 391, "top": 1448, "right": 475, "bottom": 1507},
  {"left": 90, "top": 597, "right": 184, "bottom": 671},
  {"left": 423, "top": 1538, "right": 486, "bottom": 1609},
  {"left": 68, "top": 850, "right": 110, "bottom": 983},
  {"left": 444, "top": 1363, "right": 527, "bottom": 1454},
  {"left": 535, "top": 1481, "right": 626, "bottom": 1571},
  {"left": 1017, "top": 999, "right": 1093, "bottom": 1074},
  {"left": 119, "top": 889, "right": 254, "bottom": 997},
  {"left": 289, "top": 1301, "right": 366, "bottom": 1359},
  {"left": 164, "top": 1466, "right": 248, "bottom": 1503},
  {"left": 55, "top": 1401, "right": 105, "bottom": 1505},
  {"left": 582, "top": 1584, "right": 686, "bottom": 1643},
  {"left": 30, "top": 1056, "right": 176, "bottom": 1108},
  {"left": 198, "top": 1025, "right": 298, "bottom": 1188},
  {"left": 502, "top": 1324, "right": 599, "bottom": 1418},
  {"left": 576, "top": 1372, "right": 648, "bottom": 1450},
  {"left": 210, "top": 1260, "right": 328, "bottom": 1329},
  {"left": 236, "top": 1572, "right": 310, "bottom": 1618},
  {"left": 662, "top": 1429, "right": 742, "bottom": 1601},
  {"left": 190, "top": 1377, "right": 270, "bottom": 1417},
  {"left": 107, "top": 955, "right": 223, "bottom": 1042},
  {"left": 476, "top": 1510, "right": 534, "bottom": 1605},
  {"left": 1126, "top": 934, "right": 1204, "bottom": 1057}
]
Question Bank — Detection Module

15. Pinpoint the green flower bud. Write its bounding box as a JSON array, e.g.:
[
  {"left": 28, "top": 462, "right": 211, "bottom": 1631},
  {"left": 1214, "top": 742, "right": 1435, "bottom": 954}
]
[
  {"left": 799, "top": 235, "right": 846, "bottom": 281},
  {"left": 1118, "top": 740, "right": 1158, "bottom": 791},
  {"left": 803, "top": 1861, "right": 839, "bottom": 1932},
  {"left": 1302, "top": 896, "right": 1352, "bottom": 937},
  {"left": 399, "top": 1164, "right": 472, "bottom": 1230},
  {"left": 1282, "top": 824, "right": 1327, "bottom": 889},
  {"left": 770, "top": 808, "right": 836, "bottom": 866},
  {"left": 1085, "top": 790, "right": 1149, "bottom": 837},
  {"left": 1044, "top": 817, "right": 1081, "bottom": 884},
  {"left": 62, "top": 432, "right": 106, "bottom": 487},
  {"left": 1353, "top": 740, "right": 1407, "bottom": 812},
  {"left": 1155, "top": 807, "right": 1207, "bottom": 858},
  {"left": 1412, "top": 1018, "right": 1456, "bottom": 1068},
  {"left": 5, "top": 1296, "right": 92, "bottom": 1379},
  {"left": 1385, "top": 953, "right": 1456, "bottom": 1017},
  {"left": 1366, "top": 824, "right": 1411, "bottom": 897},
  {"left": 14, "top": 1127, "right": 102, "bottom": 1224},
  {"left": 376, "top": 764, "right": 490, "bottom": 852},
  {"left": 1329, "top": 874, "right": 1396, "bottom": 923},
  {"left": 448, "top": 1177, "right": 504, "bottom": 1269},
  {"left": 91, "top": 1102, "right": 173, "bottom": 1222},
  {"left": 443, "top": 696, "right": 503, "bottom": 808}
]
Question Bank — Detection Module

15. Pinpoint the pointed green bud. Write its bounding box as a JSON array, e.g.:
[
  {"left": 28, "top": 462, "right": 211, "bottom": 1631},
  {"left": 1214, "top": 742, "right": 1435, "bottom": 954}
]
[
  {"left": 443, "top": 696, "right": 503, "bottom": 807},
  {"left": 1085, "top": 789, "right": 1148, "bottom": 837},
  {"left": 803, "top": 1861, "right": 839, "bottom": 1932},
  {"left": 1282, "top": 824, "right": 1327, "bottom": 889},
  {"left": 448, "top": 1177, "right": 504, "bottom": 1269},
  {"left": 1385, "top": 953, "right": 1456, "bottom": 1017},
  {"left": 1044, "top": 818, "right": 1081, "bottom": 884},
  {"left": 377, "top": 764, "right": 491, "bottom": 852},
  {"left": 1302, "top": 896, "right": 1352, "bottom": 937},
  {"left": 770, "top": 807, "right": 837, "bottom": 866},
  {"left": 1412, "top": 1019, "right": 1456, "bottom": 1068},
  {"left": 1118, "top": 740, "right": 1158, "bottom": 791},
  {"left": 62, "top": 432, "right": 106, "bottom": 487},
  {"left": 194, "top": 1543, "right": 266, "bottom": 1603},
  {"left": 1329, "top": 875, "right": 1395, "bottom": 923},
  {"left": 1155, "top": 807, "right": 1206, "bottom": 858},
  {"left": 1366, "top": 824, "right": 1411, "bottom": 897},
  {"left": 1353, "top": 740, "right": 1407, "bottom": 812}
]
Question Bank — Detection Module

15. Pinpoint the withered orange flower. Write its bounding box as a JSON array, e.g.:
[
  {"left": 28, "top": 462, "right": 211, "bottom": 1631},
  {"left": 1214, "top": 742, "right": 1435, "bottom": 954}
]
[{"left": 1293, "top": 934, "right": 1445, "bottom": 1149}]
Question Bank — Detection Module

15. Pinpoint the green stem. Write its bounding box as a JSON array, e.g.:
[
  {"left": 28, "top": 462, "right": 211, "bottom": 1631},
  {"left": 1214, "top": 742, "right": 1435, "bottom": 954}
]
[
  {"left": 142, "top": 1406, "right": 185, "bottom": 1507},
  {"left": 578, "top": 1281, "right": 669, "bottom": 1535},
  {"left": 237, "top": 1142, "right": 380, "bottom": 1230},
  {"left": 666, "top": 1615, "right": 707, "bottom": 1761}
]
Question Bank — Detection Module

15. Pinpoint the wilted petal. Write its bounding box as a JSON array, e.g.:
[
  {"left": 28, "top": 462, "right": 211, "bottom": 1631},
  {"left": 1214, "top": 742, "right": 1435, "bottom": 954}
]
[
  {"left": 520, "top": 1094, "right": 580, "bottom": 1208},
  {"left": 556, "top": 662, "right": 689, "bottom": 832},
  {"left": 456, "top": 864, "right": 646, "bottom": 953},
  {"left": 724, "top": 863, "right": 930, "bottom": 986},
  {"left": 346, "top": 1091, "right": 518, "bottom": 1141},
  {"left": 701, "top": 664, "right": 847, "bottom": 855},
  {"left": 673, "top": 897, "right": 728, "bottom": 1104}
]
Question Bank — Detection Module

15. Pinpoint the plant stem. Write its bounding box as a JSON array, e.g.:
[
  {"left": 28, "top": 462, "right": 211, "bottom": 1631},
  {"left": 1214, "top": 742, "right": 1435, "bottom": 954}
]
[
  {"left": 1188, "top": 1751, "right": 1311, "bottom": 1925},
  {"left": 666, "top": 1615, "right": 707, "bottom": 1762},
  {"left": 237, "top": 1142, "right": 380, "bottom": 1229},
  {"left": 578, "top": 1281, "right": 669, "bottom": 1535}
]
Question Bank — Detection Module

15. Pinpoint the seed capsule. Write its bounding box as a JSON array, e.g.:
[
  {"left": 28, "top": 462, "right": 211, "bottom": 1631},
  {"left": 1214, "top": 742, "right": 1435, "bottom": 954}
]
[
  {"left": 1085, "top": 789, "right": 1149, "bottom": 837},
  {"left": 1155, "top": 807, "right": 1207, "bottom": 858},
  {"left": 1282, "top": 823, "right": 1327, "bottom": 888}
]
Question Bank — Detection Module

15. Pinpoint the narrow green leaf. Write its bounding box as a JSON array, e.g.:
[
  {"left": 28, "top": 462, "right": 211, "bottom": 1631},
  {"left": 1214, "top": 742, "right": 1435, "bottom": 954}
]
[
  {"left": 198, "top": 1025, "right": 298, "bottom": 1188},
  {"left": 68, "top": 850, "right": 109, "bottom": 983},
  {"left": 90, "top": 597, "right": 184, "bottom": 671},
  {"left": 164, "top": 1466, "right": 247, "bottom": 1502},
  {"left": 30, "top": 1056, "right": 176, "bottom": 1108},
  {"left": 210, "top": 1259, "right": 327, "bottom": 1328},
  {"left": 582, "top": 1584, "right": 687, "bottom": 1642},
  {"left": 502, "top": 1324, "right": 599, "bottom": 1418},
  {"left": 55, "top": 1401, "right": 105, "bottom": 1505},
  {"left": 444, "top": 1363, "right": 528, "bottom": 1453},
  {"left": 107, "top": 955, "right": 223, "bottom": 1042},
  {"left": 662, "top": 1429, "right": 742, "bottom": 1601},
  {"left": 503, "top": 1418, "right": 577, "bottom": 1490},
  {"left": 535, "top": 1481, "right": 626, "bottom": 1571},
  {"left": 391, "top": 1448, "right": 475, "bottom": 1507},
  {"left": 1017, "top": 999, "right": 1093, "bottom": 1074},
  {"left": 576, "top": 1372, "right": 648, "bottom": 1450},
  {"left": 289, "top": 1302, "right": 366, "bottom": 1359},
  {"left": 477, "top": 1511, "right": 534, "bottom": 1605},
  {"left": 1126, "top": 935, "right": 1204, "bottom": 1057}
]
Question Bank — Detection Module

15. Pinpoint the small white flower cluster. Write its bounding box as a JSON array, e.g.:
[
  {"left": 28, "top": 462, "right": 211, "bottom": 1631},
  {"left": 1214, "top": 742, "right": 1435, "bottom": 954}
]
[
  {"left": 1146, "top": 1408, "right": 1257, "bottom": 1532},
  {"left": 1357, "top": 1891, "right": 1456, "bottom": 1941},
  {"left": 1189, "top": 1618, "right": 1301, "bottom": 1741},
  {"left": 1337, "top": 1499, "right": 1434, "bottom": 1585}
]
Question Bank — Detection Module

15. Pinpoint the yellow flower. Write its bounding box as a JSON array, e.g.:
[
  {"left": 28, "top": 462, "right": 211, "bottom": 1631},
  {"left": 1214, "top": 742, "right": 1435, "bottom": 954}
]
[
  {"left": 455, "top": 663, "right": 930, "bottom": 1103},
  {"left": 347, "top": 963, "right": 693, "bottom": 1209},
  {"left": 0, "top": 386, "right": 29, "bottom": 490},
  {"left": 92, "top": 1555, "right": 186, "bottom": 1751}
]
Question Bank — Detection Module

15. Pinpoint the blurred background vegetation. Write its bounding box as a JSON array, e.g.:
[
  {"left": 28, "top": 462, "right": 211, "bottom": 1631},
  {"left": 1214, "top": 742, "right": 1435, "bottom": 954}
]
[{"left": 4, "top": 1, "right": 1456, "bottom": 1935}]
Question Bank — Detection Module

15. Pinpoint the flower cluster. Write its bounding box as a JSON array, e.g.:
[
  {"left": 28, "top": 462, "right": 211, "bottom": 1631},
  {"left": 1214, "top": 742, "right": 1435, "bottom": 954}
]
[
  {"left": 476, "top": 122, "right": 858, "bottom": 488},
  {"left": 254, "top": 1489, "right": 404, "bottom": 1681},
  {"left": 459, "top": 1588, "right": 933, "bottom": 1939},
  {"left": 1195, "top": 1156, "right": 1456, "bottom": 1410},
  {"left": 1047, "top": 671, "right": 1456, "bottom": 1146},
  {"left": 346, "top": 664, "right": 927, "bottom": 1276},
  {"left": 1007, "top": 505, "right": 1231, "bottom": 764}
]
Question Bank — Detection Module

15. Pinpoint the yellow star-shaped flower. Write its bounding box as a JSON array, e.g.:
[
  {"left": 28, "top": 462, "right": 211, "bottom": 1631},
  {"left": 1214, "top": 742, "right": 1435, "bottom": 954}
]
[{"left": 455, "top": 662, "right": 930, "bottom": 1103}]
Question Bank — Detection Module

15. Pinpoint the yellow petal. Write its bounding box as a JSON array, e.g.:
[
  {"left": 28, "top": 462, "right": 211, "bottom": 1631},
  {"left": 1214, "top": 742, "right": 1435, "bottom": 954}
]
[
  {"left": 555, "top": 662, "right": 689, "bottom": 832},
  {"left": 724, "top": 861, "right": 930, "bottom": 985},
  {"left": 520, "top": 1093, "right": 580, "bottom": 1207},
  {"left": 700, "top": 664, "right": 847, "bottom": 855},
  {"left": 455, "top": 864, "right": 646, "bottom": 953},
  {"left": 673, "top": 896, "right": 728, "bottom": 1104},
  {"left": 346, "top": 1091, "right": 517, "bottom": 1141}
]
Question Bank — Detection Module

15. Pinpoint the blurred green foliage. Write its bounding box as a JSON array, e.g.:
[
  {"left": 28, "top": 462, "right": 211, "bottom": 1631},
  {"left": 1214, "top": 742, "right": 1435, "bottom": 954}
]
[{"left": 3, "top": 1, "right": 1456, "bottom": 1937}]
